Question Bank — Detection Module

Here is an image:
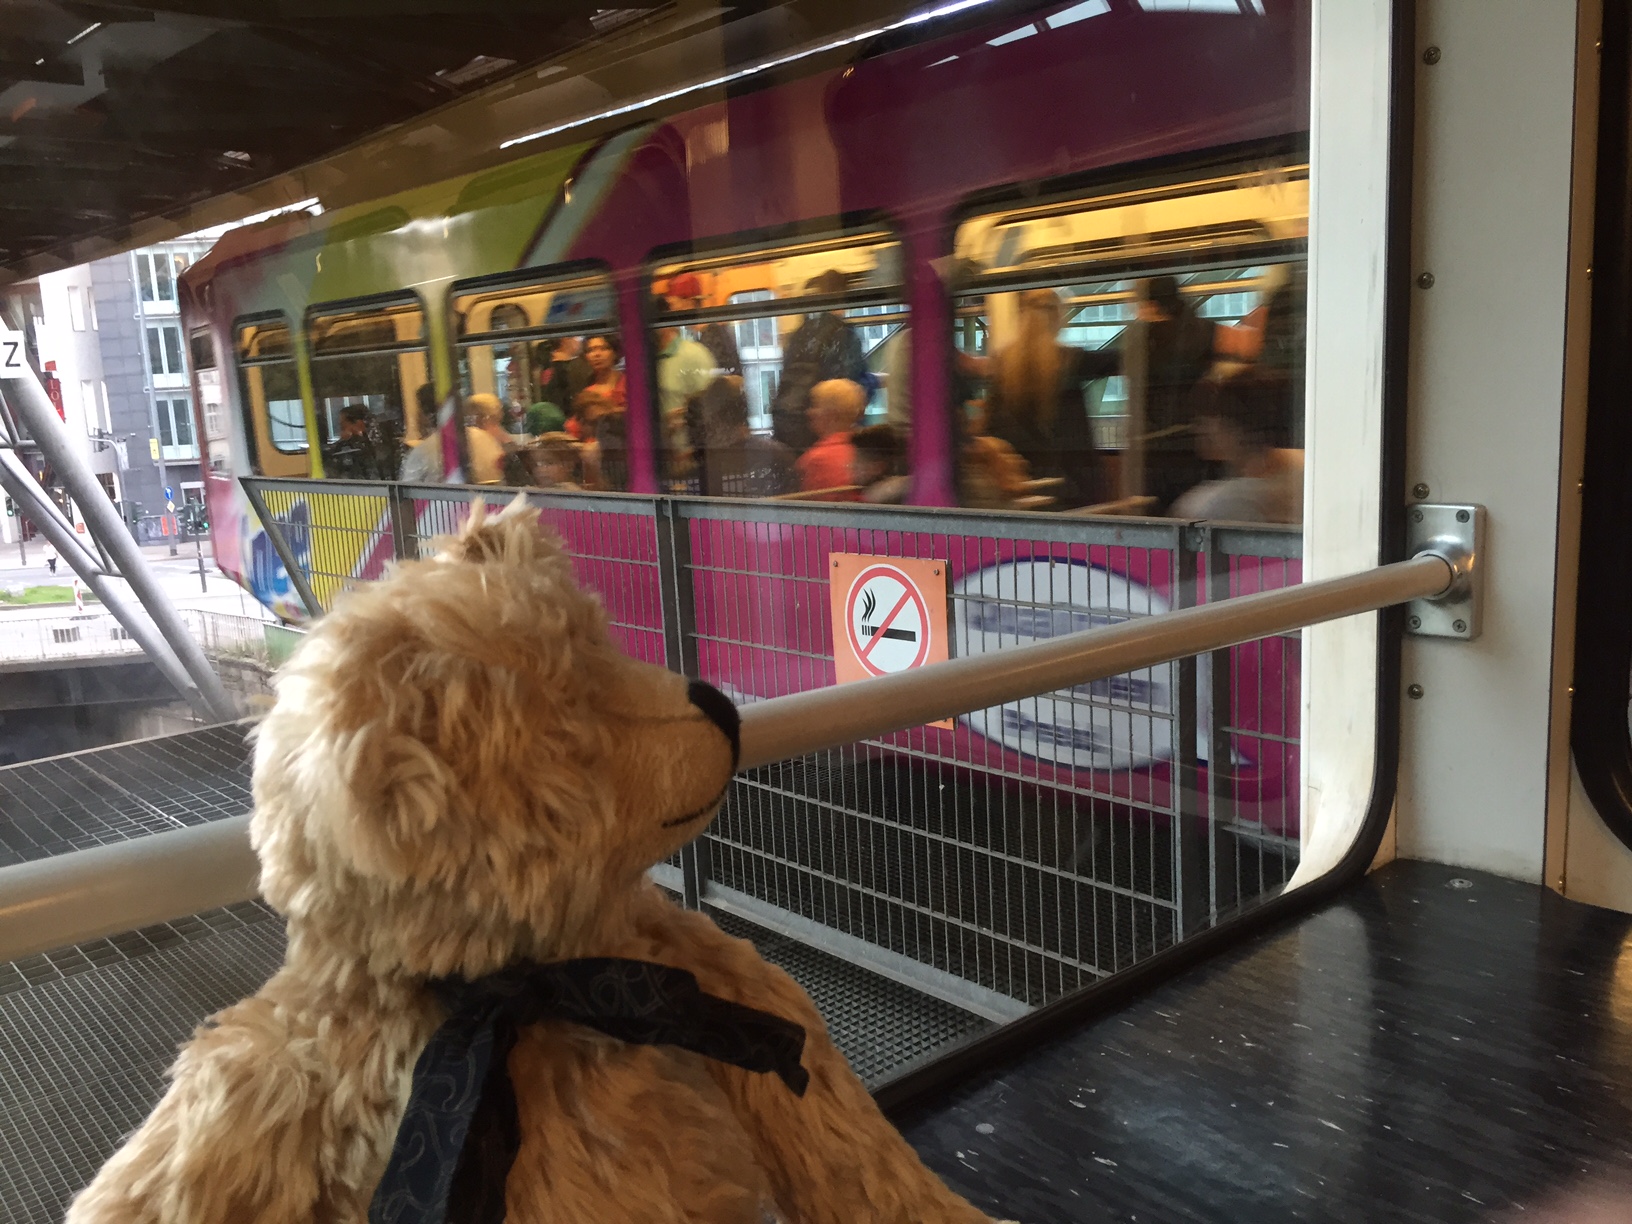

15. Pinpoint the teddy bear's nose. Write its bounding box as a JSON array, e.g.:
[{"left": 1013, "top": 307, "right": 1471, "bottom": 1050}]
[{"left": 687, "top": 680, "right": 740, "bottom": 768}]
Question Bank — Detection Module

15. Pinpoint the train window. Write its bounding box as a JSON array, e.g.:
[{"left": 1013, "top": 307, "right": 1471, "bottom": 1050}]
[
  {"left": 950, "top": 163, "right": 1309, "bottom": 518},
  {"left": 305, "top": 295, "right": 430, "bottom": 481},
  {"left": 450, "top": 266, "right": 624, "bottom": 489},
  {"left": 233, "top": 316, "right": 307, "bottom": 477},
  {"left": 648, "top": 229, "right": 905, "bottom": 501},
  {"left": 191, "top": 326, "right": 231, "bottom": 477}
]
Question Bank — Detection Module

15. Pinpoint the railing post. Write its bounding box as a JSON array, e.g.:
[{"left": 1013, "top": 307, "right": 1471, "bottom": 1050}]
[
  {"left": 1206, "top": 527, "right": 1239, "bottom": 916},
  {"left": 389, "top": 482, "right": 419, "bottom": 563},
  {"left": 1174, "top": 525, "right": 1211, "bottom": 939},
  {"left": 654, "top": 496, "right": 709, "bottom": 909},
  {"left": 239, "top": 479, "right": 322, "bottom": 620},
  {"left": 654, "top": 497, "right": 697, "bottom": 679}
]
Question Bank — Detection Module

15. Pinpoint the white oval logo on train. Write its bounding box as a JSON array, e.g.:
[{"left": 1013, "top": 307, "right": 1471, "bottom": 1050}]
[{"left": 953, "top": 560, "right": 1209, "bottom": 771}]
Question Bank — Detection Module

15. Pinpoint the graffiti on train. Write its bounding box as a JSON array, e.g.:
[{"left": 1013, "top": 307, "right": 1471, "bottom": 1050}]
[
  {"left": 953, "top": 558, "right": 1210, "bottom": 771},
  {"left": 245, "top": 499, "right": 312, "bottom": 623}
]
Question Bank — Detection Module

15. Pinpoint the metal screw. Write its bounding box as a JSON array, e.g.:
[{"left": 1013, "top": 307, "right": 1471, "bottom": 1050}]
[
  {"left": 1448, "top": 877, "right": 1473, "bottom": 890},
  {"left": 1408, "top": 616, "right": 1422, "bottom": 631},
  {"left": 1417, "top": 272, "right": 1436, "bottom": 289},
  {"left": 1407, "top": 682, "right": 1424, "bottom": 698},
  {"left": 1412, "top": 482, "right": 1430, "bottom": 500},
  {"left": 1423, "top": 45, "right": 1441, "bottom": 64},
  {"left": 1453, "top": 619, "right": 1467, "bottom": 633},
  {"left": 1455, "top": 509, "right": 1469, "bottom": 523},
  {"left": 1412, "top": 509, "right": 1424, "bottom": 523}
]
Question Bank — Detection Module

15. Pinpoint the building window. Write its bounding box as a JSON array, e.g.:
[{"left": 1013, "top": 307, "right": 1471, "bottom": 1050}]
[
  {"left": 87, "top": 290, "right": 98, "bottom": 331},
  {"left": 80, "top": 380, "right": 96, "bottom": 431},
  {"left": 68, "top": 286, "right": 84, "bottom": 331},
  {"left": 156, "top": 396, "right": 198, "bottom": 460},
  {"left": 136, "top": 252, "right": 184, "bottom": 304},
  {"left": 146, "top": 323, "right": 185, "bottom": 377},
  {"left": 99, "top": 382, "right": 111, "bottom": 433}
]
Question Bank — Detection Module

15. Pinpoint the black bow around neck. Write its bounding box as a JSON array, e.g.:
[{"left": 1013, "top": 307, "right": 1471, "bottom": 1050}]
[{"left": 367, "top": 957, "right": 809, "bottom": 1224}]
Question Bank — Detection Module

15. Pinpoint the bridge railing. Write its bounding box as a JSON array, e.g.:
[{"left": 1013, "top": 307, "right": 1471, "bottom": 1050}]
[
  {"left": 236, "top": 478, "right": 1308, "bottom": 1017},
  {"left": 0, "top": 608, "right": 285, "bottom": 669}
]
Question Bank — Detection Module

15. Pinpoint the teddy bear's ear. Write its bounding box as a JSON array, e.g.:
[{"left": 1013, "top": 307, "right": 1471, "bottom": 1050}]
[
  {"left": 432, "top": 494, "right": 564, "bottom": 568},
  {"left": 323, "top": 715, "right": 461, "bottom": 883}
]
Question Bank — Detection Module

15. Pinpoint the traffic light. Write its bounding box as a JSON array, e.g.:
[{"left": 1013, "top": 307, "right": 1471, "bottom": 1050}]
[{"left": 4, "top": 497, "right": 14, "bottom": 517}]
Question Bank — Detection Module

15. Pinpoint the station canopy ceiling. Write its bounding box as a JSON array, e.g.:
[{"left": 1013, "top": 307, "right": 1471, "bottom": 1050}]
[{"left": 0, "top": 0, "right": 933, "bottom": 284}]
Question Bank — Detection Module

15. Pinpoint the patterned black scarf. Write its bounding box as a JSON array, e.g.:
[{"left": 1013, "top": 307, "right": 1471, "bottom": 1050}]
[{"left": 368, "top": 957, "right": 809, "bottom": 1224}]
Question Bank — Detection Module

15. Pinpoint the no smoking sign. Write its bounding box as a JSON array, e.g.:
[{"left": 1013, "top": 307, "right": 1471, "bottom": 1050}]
[
  {"left": 829, "top": 554, "right": 951, "bottom": 725},
  {"left": 845, "top": 564, "right": 930, "bottom": 675}
]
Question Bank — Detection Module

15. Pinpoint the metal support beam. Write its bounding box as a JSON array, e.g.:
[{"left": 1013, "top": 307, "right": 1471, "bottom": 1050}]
[
  {"left": 0, "top": 372, "right": 236, "bottom": 720},
  {"left": 0, "top": 443, "right": 217, "bottom": 719}
]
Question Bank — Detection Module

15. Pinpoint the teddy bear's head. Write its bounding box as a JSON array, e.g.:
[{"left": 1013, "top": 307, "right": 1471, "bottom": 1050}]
[{"left": 249, "top": 498, "right": 740, "bottom": 979}]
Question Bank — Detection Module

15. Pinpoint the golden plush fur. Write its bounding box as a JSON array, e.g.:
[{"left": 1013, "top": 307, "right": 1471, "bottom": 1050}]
[{"left": 67, "top": 498, "right": 1005, "bottom": 1224}]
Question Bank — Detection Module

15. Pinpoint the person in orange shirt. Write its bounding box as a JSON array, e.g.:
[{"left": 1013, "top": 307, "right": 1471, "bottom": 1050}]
[{"left": 795, "top": 379, "right": 866, "bottom": 500}]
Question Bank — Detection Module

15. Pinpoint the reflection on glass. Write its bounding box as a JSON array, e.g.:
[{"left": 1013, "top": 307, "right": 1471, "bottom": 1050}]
[
  {"left": 650, "top": 231, "right": 904, "bottom": 499},
  {"left": 451, "top": 269, "right": 626, "bottom": 490},
  {"left": 307, "top": 297, "right": 428, "bottom": 482},
  {"left": 951, "top": 163, "right": 1309, "bottom": 522}
]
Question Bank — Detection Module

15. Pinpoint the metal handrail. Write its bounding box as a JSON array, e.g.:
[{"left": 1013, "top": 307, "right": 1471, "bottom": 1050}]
[{"left": 0, "top": 552, "right": 1455, "bottom": 964}]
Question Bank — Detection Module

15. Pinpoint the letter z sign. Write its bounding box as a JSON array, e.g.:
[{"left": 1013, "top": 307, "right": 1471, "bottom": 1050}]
[{"left": 0, "top": 320, "right": 24, "bottom": 376}]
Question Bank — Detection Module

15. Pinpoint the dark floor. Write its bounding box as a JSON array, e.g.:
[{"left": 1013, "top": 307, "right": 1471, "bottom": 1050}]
[{"left": 900, "top": 860, "right": 1632, "bottom": 1223}]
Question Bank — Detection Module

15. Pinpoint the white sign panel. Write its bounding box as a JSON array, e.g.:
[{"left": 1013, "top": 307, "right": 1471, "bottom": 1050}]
[
  {"left": 844, "top": 564, "right": 932, "bottom": 676},
  {"left": 953, "top": 559, "right": 1211, "bottom": 771},
  {"left": 0, "top": 320, "right": 25, "bottom": 375}
]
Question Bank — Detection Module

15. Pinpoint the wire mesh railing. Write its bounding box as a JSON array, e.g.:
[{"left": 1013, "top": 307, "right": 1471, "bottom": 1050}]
[
  {"left": 0, "top": 609, "right": 282, "bottom": 669},
  {"left": 242, "top": 477, "right": 1302, "bottom": 1013}
]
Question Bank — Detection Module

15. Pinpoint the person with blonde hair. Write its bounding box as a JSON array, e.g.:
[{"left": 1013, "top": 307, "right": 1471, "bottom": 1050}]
[
  {"left": 463, "top": 393, "right": 509, "bottom": 485},
  {"left": 985, "top": 287, "right": 1119, "bottom": 508},
  {"left": 795, "top": 378, "right": 866, "bottom": 499}
]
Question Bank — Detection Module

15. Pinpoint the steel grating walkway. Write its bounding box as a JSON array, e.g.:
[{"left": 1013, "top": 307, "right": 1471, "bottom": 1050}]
[
  {"left": 0, "top": 726, "right": 989, "bottom": 1224},
  {"left": 0, "top": 722, "right": 256, "bottom": 868}
]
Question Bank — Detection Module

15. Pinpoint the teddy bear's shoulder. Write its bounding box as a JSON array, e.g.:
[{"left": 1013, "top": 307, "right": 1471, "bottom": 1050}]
[{"left": 615, "top": 885, "right": 826, "bottom": 1034}]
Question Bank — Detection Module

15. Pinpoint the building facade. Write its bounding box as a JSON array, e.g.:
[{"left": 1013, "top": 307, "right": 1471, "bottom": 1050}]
[{"left": 23, "top": 239, "right": 210, "bottom": 544}]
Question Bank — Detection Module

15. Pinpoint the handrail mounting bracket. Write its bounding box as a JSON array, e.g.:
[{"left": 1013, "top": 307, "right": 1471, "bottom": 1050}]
[{"left": 1406, "top": 502, "right": 1485, "bottom": 641}]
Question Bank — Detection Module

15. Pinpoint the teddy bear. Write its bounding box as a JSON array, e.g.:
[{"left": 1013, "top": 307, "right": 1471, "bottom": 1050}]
[{"left": 66, "top": 498, "right": 1013, "bottom": 1224}]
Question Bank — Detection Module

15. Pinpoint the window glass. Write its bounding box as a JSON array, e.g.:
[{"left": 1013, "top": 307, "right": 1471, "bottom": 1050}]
[
  {"left": 451, "top": 268, "right": 623, "bottom": 489},
  {"left": 950, "top": 162, "right": 1308, "bottom": 519},
  {"left": 67, "top": 286, "right": 84, "bottom": 331},
  {"left": 157, "top": 396, "right": 196, "bottom": 458},
  {"left": 649, "top": 230, "right": 905, "bottom": 501},
  {"left": 189, "top": 327, "right": 216, "bottom": 370},
  {"left": 136, "top": 252, "right": 181, "bottom": 304},
  {"left": 235, "top": 317, "right": 307, "bottom": 466},
  {"left": 306, "top": 297, "right": 428, "bottom": 481},
  {"left": 147, "top": 323, "right": 186, "bottom": 376}
]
